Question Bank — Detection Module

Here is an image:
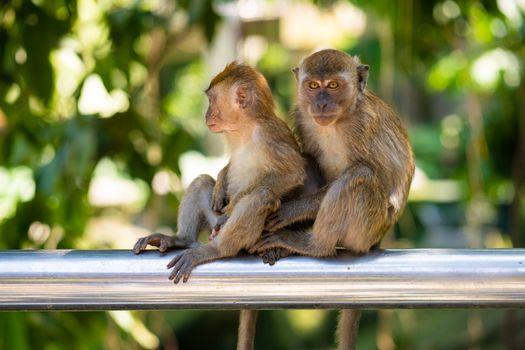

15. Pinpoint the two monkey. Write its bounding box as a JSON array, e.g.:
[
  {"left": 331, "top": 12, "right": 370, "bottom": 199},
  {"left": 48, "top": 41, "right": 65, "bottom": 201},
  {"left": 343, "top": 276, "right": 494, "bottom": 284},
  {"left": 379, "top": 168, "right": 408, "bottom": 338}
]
[{"left": 134, "top": 49, "right": 415, "bottom": 350}]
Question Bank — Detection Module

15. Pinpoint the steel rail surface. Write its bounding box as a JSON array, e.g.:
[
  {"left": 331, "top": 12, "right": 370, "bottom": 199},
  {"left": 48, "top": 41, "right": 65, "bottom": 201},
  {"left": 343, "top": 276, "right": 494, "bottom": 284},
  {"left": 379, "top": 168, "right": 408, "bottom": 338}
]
[{"left": 0, "top": 249, "right": 524, "bottom": 311}]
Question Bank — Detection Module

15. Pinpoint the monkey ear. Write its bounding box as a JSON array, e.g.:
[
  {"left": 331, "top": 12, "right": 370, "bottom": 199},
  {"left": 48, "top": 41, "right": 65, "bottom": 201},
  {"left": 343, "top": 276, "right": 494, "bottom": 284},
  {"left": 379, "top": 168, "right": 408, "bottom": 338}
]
[
  {"left": 292, "top": 67, "right": 299, "bottom": 80},
  {"left": 235, "top": 84, "right": 251, "bottom": 109},
  {"left": 357, "top": 65, "right": 369, "bottom": 92}
]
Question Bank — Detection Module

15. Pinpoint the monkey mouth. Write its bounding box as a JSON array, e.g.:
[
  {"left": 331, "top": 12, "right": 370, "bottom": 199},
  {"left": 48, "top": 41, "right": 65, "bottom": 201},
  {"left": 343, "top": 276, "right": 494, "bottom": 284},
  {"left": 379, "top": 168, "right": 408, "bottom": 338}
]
[
  {"left": 312, "top": 114, "right": 337, "bottom": 126},
  {"left": 207, "top": 123, "right": 220, "bottom": 132}
]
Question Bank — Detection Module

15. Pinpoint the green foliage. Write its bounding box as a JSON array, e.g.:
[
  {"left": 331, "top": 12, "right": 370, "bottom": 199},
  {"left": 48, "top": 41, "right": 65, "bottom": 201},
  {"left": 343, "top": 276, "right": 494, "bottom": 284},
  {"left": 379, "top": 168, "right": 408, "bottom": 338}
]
[{"left": 1, "top": 0, "right": 525, "bottom": 349}]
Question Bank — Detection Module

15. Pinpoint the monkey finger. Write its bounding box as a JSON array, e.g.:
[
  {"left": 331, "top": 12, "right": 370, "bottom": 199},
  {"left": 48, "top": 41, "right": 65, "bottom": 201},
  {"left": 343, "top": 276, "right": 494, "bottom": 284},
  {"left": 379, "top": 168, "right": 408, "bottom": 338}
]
[
  {"left": 159, "top": 241, "right": 169, "bottom": 253},
  {"left": 133, "top": 239, "right": 145, "bottom": 254},
  {"left": 133, "top": 237, "right": 152, "bottom": 254},
  {"left": 209, "top": 228, "right": 219, "bottom": 241},
  {"left": 167, "top": 254, "right": 182, "bottom": 269},
  {"left": 212, "top": 197, "right": 226, "bottom": 212}
]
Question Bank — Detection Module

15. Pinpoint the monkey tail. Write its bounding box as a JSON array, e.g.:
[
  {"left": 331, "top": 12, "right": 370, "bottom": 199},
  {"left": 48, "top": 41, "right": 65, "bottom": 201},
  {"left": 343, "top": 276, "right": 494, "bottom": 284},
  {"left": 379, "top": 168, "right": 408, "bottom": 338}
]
[
  {"left": 337, "top": 309, "right": 362, "bottom": 350},
  {"left": 237, "top": 309, "right": 258, "bottom": 350}
]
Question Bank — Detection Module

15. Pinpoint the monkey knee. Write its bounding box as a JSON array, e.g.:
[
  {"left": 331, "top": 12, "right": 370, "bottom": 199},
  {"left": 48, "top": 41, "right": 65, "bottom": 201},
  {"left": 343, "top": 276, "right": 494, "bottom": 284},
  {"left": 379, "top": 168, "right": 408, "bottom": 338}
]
[
  {"left": 343, "top": 234, "right": 378, "bottom": 254},
  {"left": 257, "top": 187, "right": 280, "bottom": 212},
  {"left": 351, "top": 242, "right": 371, "bottom": 255},
  {"left": 188, "top": 174, "right": 215, "bottom": 192}
]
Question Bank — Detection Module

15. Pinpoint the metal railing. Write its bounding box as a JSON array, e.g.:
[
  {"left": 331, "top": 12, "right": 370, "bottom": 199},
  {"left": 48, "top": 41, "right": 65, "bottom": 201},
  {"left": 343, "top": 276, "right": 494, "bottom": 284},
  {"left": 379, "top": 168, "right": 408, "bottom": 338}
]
[{"left": 0, "top": 249, "right": 524, "bottom": 311}]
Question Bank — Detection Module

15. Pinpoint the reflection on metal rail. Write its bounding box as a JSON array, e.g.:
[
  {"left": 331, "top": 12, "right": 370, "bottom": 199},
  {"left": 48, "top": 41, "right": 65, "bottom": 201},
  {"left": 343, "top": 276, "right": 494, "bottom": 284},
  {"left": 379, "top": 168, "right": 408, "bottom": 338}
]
[{"left": 0, "top": 249, "right": 524, "bottom": 311}]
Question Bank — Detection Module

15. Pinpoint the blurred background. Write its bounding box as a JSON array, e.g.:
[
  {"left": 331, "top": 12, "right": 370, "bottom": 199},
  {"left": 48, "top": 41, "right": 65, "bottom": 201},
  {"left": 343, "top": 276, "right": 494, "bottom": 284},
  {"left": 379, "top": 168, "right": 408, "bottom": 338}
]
[{"left": 1, "top": 0, "right": 524, "bottom": 349}]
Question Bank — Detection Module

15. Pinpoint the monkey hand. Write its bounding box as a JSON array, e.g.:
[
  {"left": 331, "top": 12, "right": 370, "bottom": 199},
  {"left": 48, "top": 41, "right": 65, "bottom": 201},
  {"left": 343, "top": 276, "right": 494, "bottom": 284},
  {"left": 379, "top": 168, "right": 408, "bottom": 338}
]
[
  {"left": 211, "top": 186, "right": 228, "bottom": 213},
  {"left": 221, "top": 201, "right": 235, "bottom": 216},
  {"left": 265, "top": 206, "right": 294, "bottom": 232},
  {"left": 133, "top": 233, "right": 176, "bottom": 254},
  {"left": 260, "top": 248, "right": 291, "bottom": 265},
  {"left": 209, "top": 214, "right": 228, "bottom": 241}
]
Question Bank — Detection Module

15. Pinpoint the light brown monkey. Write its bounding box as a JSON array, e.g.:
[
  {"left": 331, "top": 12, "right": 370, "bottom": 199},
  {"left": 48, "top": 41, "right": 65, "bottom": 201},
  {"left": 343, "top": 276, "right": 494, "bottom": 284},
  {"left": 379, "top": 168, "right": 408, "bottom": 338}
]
[
  {"left": 134, "top": 62, "right": 306, "bottom": 350},
  {"left": 251, "top": 49, "right": 415, "bottom": 349}
]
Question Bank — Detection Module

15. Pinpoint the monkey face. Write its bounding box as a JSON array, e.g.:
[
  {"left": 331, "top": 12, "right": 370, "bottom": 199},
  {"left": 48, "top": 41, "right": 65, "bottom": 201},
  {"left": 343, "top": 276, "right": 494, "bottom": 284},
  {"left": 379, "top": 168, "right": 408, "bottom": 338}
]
[
  {"left": 205, "top": 84, "right": 242, "bottom": 133},
  {"left": 300, "top": 77, "right": 351, "bottom": 126},
  {"left": 295, "top": 50, "right": 370, "bottom": 127}
]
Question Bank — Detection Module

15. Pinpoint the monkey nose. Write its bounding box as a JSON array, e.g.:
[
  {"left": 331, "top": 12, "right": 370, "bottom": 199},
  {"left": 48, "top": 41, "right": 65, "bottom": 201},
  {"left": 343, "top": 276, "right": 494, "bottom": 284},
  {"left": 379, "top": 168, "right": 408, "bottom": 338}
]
[{"left": 316, "top": 103, "right": 327, "bottom": 111}]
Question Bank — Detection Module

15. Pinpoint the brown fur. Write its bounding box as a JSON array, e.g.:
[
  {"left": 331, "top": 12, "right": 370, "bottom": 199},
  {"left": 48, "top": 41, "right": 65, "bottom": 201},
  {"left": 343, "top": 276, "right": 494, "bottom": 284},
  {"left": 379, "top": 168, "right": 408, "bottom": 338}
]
[
  {"left": 252, "top": 49, "right": 415, "bottom": 350},
  {"left": 134, "top": 62, "right": 305, "bottom": 350},
  {"left": 134, "top": 61, "right": 305, "bottom": 273}
]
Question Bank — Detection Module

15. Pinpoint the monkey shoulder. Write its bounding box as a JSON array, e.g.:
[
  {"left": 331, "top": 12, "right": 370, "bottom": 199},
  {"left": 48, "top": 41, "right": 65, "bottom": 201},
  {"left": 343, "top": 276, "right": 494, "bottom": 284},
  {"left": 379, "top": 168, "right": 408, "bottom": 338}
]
[{"left": 257, "top": 123, "right": 303, "bottom": 166}]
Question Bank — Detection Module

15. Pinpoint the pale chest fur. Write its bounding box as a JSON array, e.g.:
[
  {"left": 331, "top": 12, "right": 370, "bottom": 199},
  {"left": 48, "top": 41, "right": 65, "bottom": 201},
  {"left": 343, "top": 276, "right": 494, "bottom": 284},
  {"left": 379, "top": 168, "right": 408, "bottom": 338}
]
[
  {"left": 309, "top": 126, "right": 350, "bottom": 182},
  {"left": 227, "top": 134, "right": 269, "bottom": 196}
]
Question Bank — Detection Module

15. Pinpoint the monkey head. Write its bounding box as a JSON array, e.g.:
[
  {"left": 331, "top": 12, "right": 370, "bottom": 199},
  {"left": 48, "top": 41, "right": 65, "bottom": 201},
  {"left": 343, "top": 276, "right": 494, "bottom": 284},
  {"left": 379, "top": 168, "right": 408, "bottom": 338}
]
[
  {"left": 293, "top": 49, "right": 369, "bottom": 127},
  {"left": 204, "top": 62, "right": 275, "bottom": 133}
]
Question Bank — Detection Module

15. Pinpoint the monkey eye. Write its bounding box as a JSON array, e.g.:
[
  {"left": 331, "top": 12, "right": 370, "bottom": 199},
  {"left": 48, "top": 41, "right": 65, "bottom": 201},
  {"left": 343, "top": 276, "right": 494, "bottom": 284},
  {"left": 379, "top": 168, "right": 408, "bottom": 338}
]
[
  {"left": 308, "top": 81, "right": 320, "bottom": 89},
  {"left": 327, "top": 81, "right": 339, "bottom": 89}
]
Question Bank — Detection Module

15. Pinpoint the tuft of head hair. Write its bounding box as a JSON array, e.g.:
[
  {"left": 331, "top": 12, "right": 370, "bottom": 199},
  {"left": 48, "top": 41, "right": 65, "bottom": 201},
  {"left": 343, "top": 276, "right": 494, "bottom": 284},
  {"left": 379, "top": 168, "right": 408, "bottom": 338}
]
[
  {"left": 207, "top": 62, "right": 275, "bottom": 113},
  {"left": 299, "top": 49, "right": 359, "bottom": 77}
]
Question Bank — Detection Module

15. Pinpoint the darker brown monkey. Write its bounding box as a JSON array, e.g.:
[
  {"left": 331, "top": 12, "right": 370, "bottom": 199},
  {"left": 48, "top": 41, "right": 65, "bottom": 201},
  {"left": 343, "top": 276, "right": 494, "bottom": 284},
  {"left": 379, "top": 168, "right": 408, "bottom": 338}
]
[
  {"left": 251, "top": 49, "right": 415, "bottom": 349},
  {"left": 134, "top": 62, "right": 306, "bottom": 350}
]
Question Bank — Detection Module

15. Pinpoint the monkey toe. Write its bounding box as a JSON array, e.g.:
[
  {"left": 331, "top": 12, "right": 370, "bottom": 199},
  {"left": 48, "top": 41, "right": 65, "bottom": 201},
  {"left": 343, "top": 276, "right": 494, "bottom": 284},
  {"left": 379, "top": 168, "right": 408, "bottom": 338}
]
[
  {"left": 262, "top": 249, "right": 280, "bottom": 265},
  {"left": 266, "top": 253, "right": 276, "bottom": 265},
  {"left": 168, "top": 252, "right": 195, "bottom": 283},
  {"left": 249, "top": 236, "right": 278, "bottom": 254},
  {"left": 133, "top": 238, "right": 150, "bottom": 254},
  {"left": 166, "top": 254, "right": 181, "bottom": 269},
  {"left": 132, "top": 241, "right": 143, "bottom": 254}
]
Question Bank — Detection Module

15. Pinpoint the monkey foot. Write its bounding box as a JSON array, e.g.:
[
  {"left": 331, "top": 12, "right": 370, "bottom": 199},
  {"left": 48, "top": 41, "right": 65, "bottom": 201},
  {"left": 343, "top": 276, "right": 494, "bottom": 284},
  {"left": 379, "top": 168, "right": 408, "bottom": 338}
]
[
  {"left": 167, "top": 250, "right": 198, "bottom": 283},
  {"left": 249, "top": 234, "right": 284, "bottom": 255},
  {"left": 264, "top": 211, "right": 290, "bottom": 232},
  {"left": 260, "top": 248, "right": 291, "bottom": 265}
]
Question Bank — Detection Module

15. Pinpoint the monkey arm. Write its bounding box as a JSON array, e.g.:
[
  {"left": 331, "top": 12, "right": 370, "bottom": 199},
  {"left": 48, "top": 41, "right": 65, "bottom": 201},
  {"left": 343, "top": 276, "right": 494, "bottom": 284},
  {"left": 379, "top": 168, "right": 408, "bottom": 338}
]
[
  {"left": 263, "top": 154, "right": 325, "bottom": 232},
  {"left": 221, "top": 172, "right": 300, "bottom": 217},
  {"left": 211, "top": 164, "right": 229, "bottom": 213},
  {"left": 133, "top": 233, "right": 201, "bottom": 254},
  {"left": 168, "top": 186, "right": 280, "bottom": 283},
  {"left": 264, "top": 187, "right": 327, "bottom": 232}
]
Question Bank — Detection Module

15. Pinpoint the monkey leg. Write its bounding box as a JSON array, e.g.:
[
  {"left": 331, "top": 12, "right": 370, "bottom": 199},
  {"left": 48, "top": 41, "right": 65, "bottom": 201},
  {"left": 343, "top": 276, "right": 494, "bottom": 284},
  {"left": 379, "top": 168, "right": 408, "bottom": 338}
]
[
  {"left": 134, "top": 175, "right": 219, "bottom": 254},
  {"left": 252, "top": 165, "right": 389, "bottom": 257},
  {"left": 176, "top": 174, "right": 220, "bottom": 243},
  {"left": 168, "top": 187, "right": 280, "bottom": 283},
  {"left": 167, "top": 244, "right": 220, "bottom": 283},
  {"left": 337, "top": 309, "right": 362, "bottom": 350},
  {"left": 249, "top": 228, "right": 316, "bottom": 256},
  {"left": 213, "top": 187, "right": 280, "bottom": 255},
  {"left": 264, "top": 189, "right": 324, "bottom": 232},
  {"left": 317, "top": 165, "right": 389, "bottom": 254}
]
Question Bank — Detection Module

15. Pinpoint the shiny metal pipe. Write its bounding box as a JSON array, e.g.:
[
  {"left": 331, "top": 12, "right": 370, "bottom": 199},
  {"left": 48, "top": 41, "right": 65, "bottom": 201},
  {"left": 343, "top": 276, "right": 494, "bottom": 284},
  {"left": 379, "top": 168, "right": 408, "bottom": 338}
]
[{"left": 0, "top": 249, "right": 524, "bottom": 311}]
